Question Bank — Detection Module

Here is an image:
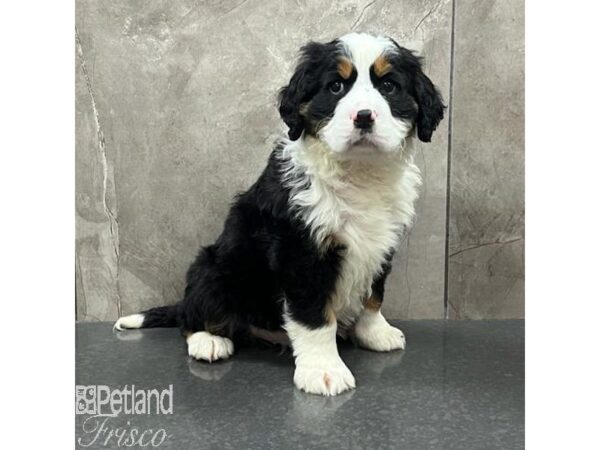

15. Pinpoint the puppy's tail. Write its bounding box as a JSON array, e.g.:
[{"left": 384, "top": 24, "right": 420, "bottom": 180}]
[{"left": 114, "top": 305, "right": 179, "bottom": 331}]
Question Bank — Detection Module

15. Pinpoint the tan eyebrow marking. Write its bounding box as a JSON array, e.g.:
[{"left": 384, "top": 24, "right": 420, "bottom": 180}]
[
  {"left": 337, "top": 57, "right": 354, "bottom": 79},
  {"left": 373, "top": 54, "right": 392, "bottom": 77}
]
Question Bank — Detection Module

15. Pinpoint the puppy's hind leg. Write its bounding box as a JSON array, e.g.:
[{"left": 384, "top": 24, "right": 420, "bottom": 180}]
[
  {"left": 180, "top": 245, "right": 238, "bottom": 363},
  {"left": 185, "top": 331, "right": 234, "bottom": 363}
]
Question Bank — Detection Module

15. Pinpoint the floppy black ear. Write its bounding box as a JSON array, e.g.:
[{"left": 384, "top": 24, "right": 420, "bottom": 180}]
[
  {"left": 278, "top": 42, "right": 328, "bottom": 141},
  {"left": 413, "top": 68, "right": 445, "bottom": 142},
  {"left": 388, "top": 41, "right": 446, "bottom": 142},
  {"left": 278, "top": 66, "right": 309, "bottom": 141}
]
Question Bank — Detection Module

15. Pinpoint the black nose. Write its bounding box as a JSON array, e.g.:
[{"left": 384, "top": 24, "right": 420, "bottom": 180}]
[{"left": 354, "top": 109, "right": 374, "bottom": 129}]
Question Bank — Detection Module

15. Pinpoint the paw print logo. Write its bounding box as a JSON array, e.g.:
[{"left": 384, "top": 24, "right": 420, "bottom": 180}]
[{"left": 75, "top": 385, "right": 97, "bottom": 415}]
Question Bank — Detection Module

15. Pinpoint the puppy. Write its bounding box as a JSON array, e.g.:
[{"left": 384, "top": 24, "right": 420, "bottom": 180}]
[{"left": 115, "top": 32, "right": 445, "bottom": 396}]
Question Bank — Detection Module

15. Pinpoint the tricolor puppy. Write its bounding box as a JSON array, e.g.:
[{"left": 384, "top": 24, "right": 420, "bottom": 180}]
[{"left": 115, "top": 32, "right": 444, "bottom": 396}]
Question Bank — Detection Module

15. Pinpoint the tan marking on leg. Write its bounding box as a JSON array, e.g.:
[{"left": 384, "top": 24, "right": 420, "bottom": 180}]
[
  {"left": 363, "top": 296, "right": 382, "bottom": 311},
  {"left": 325, "top": 304, "right": 337, "bottom": 324},
  {"left": 337, "top": 57, "right": 354, "bottom": 79},
  {"left": 373, "top": 54, "right": 392, "bottom": 77}
]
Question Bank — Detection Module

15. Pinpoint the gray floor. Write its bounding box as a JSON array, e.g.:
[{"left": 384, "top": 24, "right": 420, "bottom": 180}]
[{"left": 76, "top": 321, "right": 524, "bottom": 449}]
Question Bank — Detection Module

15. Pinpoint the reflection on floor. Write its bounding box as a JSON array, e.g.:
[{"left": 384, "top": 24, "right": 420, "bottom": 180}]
[{"left": 76, "top": 320, "right": 524, "bottom": 449}]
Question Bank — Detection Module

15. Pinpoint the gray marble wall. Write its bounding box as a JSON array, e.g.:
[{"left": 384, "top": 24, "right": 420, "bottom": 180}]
[
  {"left": 76, "top": 0, "right": 524, "bottom": 321},
  {"left": 447, "top": 0, "right": 525, "bottom": 318}
]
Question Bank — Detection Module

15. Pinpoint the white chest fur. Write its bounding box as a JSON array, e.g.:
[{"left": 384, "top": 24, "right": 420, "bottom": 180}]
[{"left": 281, "top": 138, "right": 422, "bottom": 325}]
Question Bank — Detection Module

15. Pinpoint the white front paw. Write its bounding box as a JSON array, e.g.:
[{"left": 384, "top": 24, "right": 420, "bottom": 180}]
[
  {"left": 357, "top": 324, "right": 406, "bottom": 351},
  {"left": 354, "top": 311, "right": 406, "bottom": 352},
  {"left": 294, "top": 359, "right": 356, "bottom": 396}
]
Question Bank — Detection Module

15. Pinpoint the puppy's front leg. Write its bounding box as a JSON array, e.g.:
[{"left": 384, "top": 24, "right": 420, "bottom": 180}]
[
  {"left": 284, "top": 310, "right": 355, "bottom": 396},
  {"left": 280, "top": 241, "right": 354, "bottom": 395},
  {"left": 354, "top": 303, "right": 406, "bottom": 352},
  {"left": 354, "top": 256, "right": 406, "bottom": 352}
]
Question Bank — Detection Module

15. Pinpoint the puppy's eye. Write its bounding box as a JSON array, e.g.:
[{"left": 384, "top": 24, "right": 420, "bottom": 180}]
[
  {"left": 380, "top": 80, "right": 396, "bottom": 95},
  {"left": 329, "top": 81, "right": 344, "bottom": 95}
]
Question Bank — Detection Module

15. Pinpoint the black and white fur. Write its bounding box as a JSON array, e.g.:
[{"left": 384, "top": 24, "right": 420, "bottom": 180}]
[{"left": 115, "top": 32, "right": 444, "bottom": 396}]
